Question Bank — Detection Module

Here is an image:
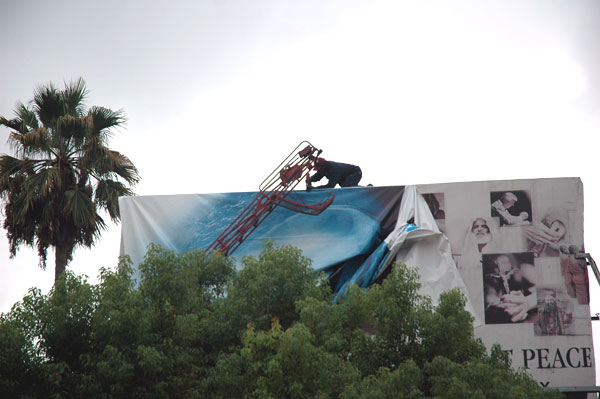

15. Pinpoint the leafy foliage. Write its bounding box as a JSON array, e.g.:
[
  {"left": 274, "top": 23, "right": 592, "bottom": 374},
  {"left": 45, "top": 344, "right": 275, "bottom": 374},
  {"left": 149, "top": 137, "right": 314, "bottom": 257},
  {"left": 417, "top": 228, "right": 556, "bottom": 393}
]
[
  {"left": 226, "top": 241, "right": 330, "bottom": 331},
  {"left": 0, "top": 243, "right": 563, "bottom": 398},
  {"left": 0, "top": 78, "right": 139, "bottom": 281}
]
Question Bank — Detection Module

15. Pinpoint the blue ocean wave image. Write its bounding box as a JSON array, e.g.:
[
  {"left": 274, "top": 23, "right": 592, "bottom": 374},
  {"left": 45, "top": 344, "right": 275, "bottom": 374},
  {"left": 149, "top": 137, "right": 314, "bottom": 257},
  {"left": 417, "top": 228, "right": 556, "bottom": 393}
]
[
  {"left": 175, "top": 189, "right": 385, "bottom": 272},
  {"left": 235, "top": 205, "right": 380, "bottom": 271}
]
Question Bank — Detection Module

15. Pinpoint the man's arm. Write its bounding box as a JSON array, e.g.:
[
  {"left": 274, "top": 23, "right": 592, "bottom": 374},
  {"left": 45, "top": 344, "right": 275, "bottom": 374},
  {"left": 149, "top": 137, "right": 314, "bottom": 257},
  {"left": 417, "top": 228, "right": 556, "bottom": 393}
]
[
  {"left": 306, "top": 168, "right": 324, "bottom": 191},
  {"left": 492, "top": 200, "right": 518, "bottom": 225},
  {"left": 309, "top": 167, "right": 325, "bottom": 183}
]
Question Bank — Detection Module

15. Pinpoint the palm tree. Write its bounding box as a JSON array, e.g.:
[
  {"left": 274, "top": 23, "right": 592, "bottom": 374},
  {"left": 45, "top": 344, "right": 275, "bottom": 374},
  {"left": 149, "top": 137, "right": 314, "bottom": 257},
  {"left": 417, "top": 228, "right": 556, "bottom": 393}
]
[{"left": 0, "top": 78, "right": 140, "bottom": 282}]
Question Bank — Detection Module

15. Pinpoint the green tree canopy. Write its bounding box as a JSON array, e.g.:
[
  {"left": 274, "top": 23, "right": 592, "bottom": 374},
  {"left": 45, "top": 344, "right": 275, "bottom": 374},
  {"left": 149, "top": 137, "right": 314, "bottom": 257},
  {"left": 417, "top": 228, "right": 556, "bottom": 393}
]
[
  {"left": 0, "top": 243, "right": 563, "bottom": 398},
  {"left": 0, "top": 78, "right": 139, "bottom": 281}
]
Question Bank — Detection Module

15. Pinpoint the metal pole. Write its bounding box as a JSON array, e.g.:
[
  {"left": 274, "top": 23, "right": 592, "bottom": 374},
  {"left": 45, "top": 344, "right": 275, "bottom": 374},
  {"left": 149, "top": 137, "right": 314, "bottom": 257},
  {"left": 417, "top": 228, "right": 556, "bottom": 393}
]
[{"left": 575, "top": 252, "right": 600, "bottom": 287}]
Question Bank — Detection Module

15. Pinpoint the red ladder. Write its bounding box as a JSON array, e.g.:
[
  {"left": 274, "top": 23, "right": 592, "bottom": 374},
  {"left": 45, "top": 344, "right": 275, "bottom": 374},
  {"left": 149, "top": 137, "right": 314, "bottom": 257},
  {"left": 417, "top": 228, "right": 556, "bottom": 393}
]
[{"left": 206, "top": 141, "right": 334, "bottom": 256}]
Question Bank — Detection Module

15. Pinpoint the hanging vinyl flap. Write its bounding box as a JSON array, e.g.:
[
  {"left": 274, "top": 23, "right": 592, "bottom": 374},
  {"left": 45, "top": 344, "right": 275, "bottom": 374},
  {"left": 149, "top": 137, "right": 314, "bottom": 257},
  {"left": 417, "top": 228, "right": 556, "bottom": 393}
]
[{"left": 382, "top": 186, "right": 481, "bottom": 326}]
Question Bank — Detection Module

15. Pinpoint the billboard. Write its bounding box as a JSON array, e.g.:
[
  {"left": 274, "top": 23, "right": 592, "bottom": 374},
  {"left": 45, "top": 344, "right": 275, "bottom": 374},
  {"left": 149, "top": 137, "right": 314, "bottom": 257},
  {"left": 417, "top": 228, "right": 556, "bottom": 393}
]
[{"left": 119, "top": 177, "right": 594, "bottom": 388}]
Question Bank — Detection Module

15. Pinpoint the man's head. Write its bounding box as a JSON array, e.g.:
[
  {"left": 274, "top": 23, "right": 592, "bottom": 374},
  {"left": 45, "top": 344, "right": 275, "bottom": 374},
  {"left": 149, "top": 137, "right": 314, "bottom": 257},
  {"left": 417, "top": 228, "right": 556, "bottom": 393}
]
[
  {"left": 472, "top": 218, "right": 491, "bottom": 238},
  {"left": 314, "top": 157, "right": 326, "bottom": 170},
  {"left": 501, "top": 192, "right": 518, "bottom": 209}
]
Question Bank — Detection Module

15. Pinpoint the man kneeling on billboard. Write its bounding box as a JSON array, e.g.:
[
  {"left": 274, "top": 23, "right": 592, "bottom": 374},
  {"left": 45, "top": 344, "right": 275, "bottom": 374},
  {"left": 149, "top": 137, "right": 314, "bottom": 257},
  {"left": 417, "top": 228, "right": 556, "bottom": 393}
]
[{"left": 306, "top": 157, "right": 362, "bottom": 191}]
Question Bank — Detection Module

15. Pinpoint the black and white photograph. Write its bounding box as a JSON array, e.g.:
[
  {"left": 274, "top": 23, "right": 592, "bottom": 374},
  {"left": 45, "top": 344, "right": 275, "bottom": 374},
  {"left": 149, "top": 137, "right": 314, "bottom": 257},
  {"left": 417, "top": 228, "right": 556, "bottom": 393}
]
[
  {"left": 422, "top": 192, "right": 446, "bottom": 233},
  {"left": 483, "top": 252, "right": 537, "bottom": 324},
  {"left": 460, "top": 217, "right": 499, "bottom": 259},
  {"left": 422, "top": 193, "right": 445, "bottom": 220},
  {"left": 526, "top": 210, "right": 569, "bottom": 257},
  {"left": 490, "top": 190, "right": 532, "bottom": 227},
  {"left": 559, "top": 245, "right": 590, "bottom": 305},
  {"left": 534, "top": 288, "right": 575, "bottom": 336},
  {"left": 456, "top": 217, "right": 501, "bottom": 321}
]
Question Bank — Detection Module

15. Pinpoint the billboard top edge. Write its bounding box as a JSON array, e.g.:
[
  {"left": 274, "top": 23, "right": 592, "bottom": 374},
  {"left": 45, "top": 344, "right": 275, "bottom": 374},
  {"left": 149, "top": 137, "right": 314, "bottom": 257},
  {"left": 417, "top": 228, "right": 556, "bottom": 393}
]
[{"left": 118, "top": 177, "right": 582, "bottom": 200}]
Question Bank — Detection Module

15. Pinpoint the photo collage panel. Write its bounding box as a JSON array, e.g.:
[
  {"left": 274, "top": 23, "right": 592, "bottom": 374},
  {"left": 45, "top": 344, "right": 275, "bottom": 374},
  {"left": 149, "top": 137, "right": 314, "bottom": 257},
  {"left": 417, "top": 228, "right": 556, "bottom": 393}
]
[{"left": 426, "top": 186, "right": 590, "bottom": 334}]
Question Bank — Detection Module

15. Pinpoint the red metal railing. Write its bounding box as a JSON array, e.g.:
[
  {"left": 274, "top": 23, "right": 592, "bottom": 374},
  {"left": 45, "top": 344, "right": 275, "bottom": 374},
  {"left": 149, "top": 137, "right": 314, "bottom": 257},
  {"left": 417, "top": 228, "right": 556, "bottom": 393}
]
[{"left": 206, "top": 141, "right": 334, "bottom": 256}]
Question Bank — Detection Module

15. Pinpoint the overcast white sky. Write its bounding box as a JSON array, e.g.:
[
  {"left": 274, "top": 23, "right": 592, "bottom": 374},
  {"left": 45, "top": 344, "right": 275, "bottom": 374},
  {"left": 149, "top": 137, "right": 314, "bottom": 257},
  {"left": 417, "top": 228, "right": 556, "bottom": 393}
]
[{"left": 1, "top": 0, "right": 600, "bottom": 375}]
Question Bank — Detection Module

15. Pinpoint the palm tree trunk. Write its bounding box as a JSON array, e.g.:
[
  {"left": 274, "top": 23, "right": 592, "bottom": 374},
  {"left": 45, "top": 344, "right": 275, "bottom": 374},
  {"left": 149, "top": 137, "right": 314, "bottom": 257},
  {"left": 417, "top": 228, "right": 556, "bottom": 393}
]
[{"left": 55, "top": 245, "right": 68, "bottom": 282}]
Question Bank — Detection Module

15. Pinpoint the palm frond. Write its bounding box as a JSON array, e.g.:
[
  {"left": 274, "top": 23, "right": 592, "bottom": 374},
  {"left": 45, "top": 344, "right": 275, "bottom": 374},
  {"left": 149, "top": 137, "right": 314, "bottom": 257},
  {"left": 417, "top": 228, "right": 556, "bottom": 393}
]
[
  {"left": 0, "top": 157, "right": 16, "bottom": 195},
  {"left": 13, "top": 189, "right": 36, "bottom": 224},
  {"left": 35, "top": 238, "right": 50, "bottom": 269},
  {"left": 14, "top": 103, "right": 39, "bottom": 130},
  {"left": 64, "top": 187, "right": 95, "bottom": 226},
  {"left": 7, "top": 131, "right": 27, "bottom": 156},
  {"left": 33, "top": 82, "right": 62, "bottom": 127},
  {"left": 0, "top": 155, "right": 27, "bottom": 178},
  {"left": 40, "top": 201, "right": 56, "bottom": 231},
  {"left": 80, "top": 141, "right": 139, "bottom": 185},
  {"left": 94, "top": 179, "right": 133, "bottom": 220},
  {"left": 3, "top": 198, "right": 38, "bottom": 258},
  {"left": 1, "top": 104, "right": 39, "bottom": 135},
  {"left": 77, "top": 138, "right": 109, "bottom": 171},
  {"left": 0, "top": 156, "right": 36, "bottom": 193},
  {"left": 61, "top": 77, "right": 87, "bottom": 116},
  {"left": 87, "top": 106, "right": 126, "bottom": 138},
  {"left": 80, "top": 211, "right": 107, "bottom": 248},
  {"left": 8, "top": 130, "right": 48, "bottom": 159},
  {"left": 57, "top": 115, "right": 92, "bottom": 142},
  {"left": 92, "top": 150, "right": 140, "bottom": 185},
  {"left": 37, "top": 203, "right": 57, "bottom": 249},
  {"left": 13, "top": 127, "right": 51, "bottom": 157},
  {"left": 0, "top": 116, "right": 25, "bottom": 133},
  {"left": 26, "top": 167, "right": 61, "bottom": 196}
]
